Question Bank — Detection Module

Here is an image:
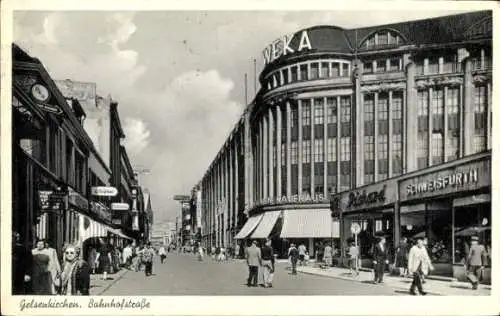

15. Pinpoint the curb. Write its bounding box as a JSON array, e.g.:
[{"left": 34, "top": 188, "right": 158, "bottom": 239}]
[{"left": 92, "top": 269, "right": 129, "bottom": 295}]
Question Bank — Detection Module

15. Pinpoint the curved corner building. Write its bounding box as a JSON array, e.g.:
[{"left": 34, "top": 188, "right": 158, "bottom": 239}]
[{"left": 197, "top": 11, "right": 492, "bottom": 280}]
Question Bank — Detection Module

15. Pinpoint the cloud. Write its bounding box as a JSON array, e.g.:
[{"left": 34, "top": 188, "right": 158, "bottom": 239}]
[{"left": 122, "top": 118, "right": 151, "bottom": 156}]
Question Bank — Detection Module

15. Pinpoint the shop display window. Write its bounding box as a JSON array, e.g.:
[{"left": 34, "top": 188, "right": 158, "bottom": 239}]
[{"left": 453, "top": 202, "right": 491, "bottom": 265}]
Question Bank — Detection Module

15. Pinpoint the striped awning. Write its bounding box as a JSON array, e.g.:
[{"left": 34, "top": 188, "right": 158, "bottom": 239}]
[
  {"left": 234, "top": 214, "right": 264, "bottom": 239},
  {"left": 250, "top": 211, "right": 281, "bottom": 239},
  {"left": 79, "top": 215, "right": 110, "bottom": 242},
  {"left": 108, "top": 227, "right": 133, "bottom": 240},
  {"left": 280, "top": 209, "right": 339, "bottom": 238}
]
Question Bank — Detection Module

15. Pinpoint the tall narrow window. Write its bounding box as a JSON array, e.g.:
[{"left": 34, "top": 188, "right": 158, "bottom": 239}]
[
  {"left": 364, "top": 94, "right": 375, "bottom": 136},
  {"left": 327, "top": 97, "right": 337, "bottom": 124},
  {"left": 302, "top": 100, "right": 311, "bottom": 126},
  {"left": 378, "top": 32, "right": 388, "bottom": 46},
  {"left": 310, "top": 62, "right": 319, "bottom": 79},
  {"left": 320, "top": 62, "right": 329, "bottom": 78},
  {"left": 342, "top": 64, "right": 349, "bottom": 77},
  {"left": 314, "top": 139, "right": 324, "bottom": 163},
  {"left": 364, "top": 136, "right": 375, "bottom": 184},
  {"left": 417, "top": 90, "right": 429, "bottom": 169},
  {"left": 473, "top": 85, "right": 487, "bottom": 153},
  {"left": 327, "top": 138, "right": 337, "bottom": 162},
  {"left": 290, "top": 141, "right": 298, "bottom": 164},
  {"left": 378, "top": 134, "right": 388, "bottom": 180},
  {"left": 341, "top": 96, "right": 351, "bottom": 137},
  {"left": 431, "top": 132, "right": 444, "bottom": 165},
  {"left": 376, "top": 59, "right": 386, "bottom": 73},
  {"left": 447, "top": 87, "right": 459, "bottom": 161},
  {"left": 378, "top": 93, "right": 388, "bottom": 135},
  {"left": 392, "top": 134, "right": 402, "bottom": 176},
  {"left": 291, "top": 66, "right": 298, "bottom": 82},
  {"left": 282, "top": 69, "right": 289, "bottom": 84},
  {"left": 300, "top": 64, "right": 308, "bottom": 81},
  {"left": 363, "top": 62, "right": 373, "bottom": 74},
  {"left": 303, "top": 140, "right": 311, "bottom": 163},
  {"left": 314, "top": 98, "right": 324, "bottom": 125},
  {"left": 340, "top": 137, "right": 350, "bottom": 161},
  {"left": 332, "top": 63, "right": 340, "bottom": 77}
]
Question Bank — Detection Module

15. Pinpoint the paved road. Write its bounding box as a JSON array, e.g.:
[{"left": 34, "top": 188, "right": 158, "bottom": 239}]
[{"left": 101, "top": 253, "right": 404, "bottom": 295}]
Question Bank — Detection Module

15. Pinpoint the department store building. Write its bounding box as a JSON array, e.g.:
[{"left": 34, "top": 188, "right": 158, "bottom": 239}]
[{"left": 197, "top": 11, "right": 492, "bottom": 279}]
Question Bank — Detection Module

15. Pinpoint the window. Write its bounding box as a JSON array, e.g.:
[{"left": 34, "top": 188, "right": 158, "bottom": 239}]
[
  {"left": 378, "top": 94, "right": 388, "bottom": 135},
  {"left": 428, "top": 56, "right": 439, "bottom": 74},
  {"left": 314, "top": 139, "right": 324, "bottom": 162},
  {"left": 303, "top": 140, "right": 311, "bottom": 163},
  {"left": 291, "top": 107, "right": 298, "bottom": 129},
  {"left": 447, "top": 133, "right": 459, "bottom": 161},
  {"left": 320, "top": 62, "right": 329, "bottom": 78},
  {"left": 389, "top": 33, "right": 398, "bottom": 45},
  {"left": 282, "top": 69, "right": 289, "bottom": 84},
  {"left": 342, "top": 64, "right": 349, "bottom": 77},
  {"left": 473, "top": 85, "right": 487, "bottom": 154},
  {"left": 364, "top": 94, "right": 375, "bottom": 121},
  {"left": 290, "top": 141, "right": 298, "bottom": 164},
  {"left": 376, "top": 59, "right": 386, "bottom": 73},
  {"left": 363, "top": 62, "right": 373, "bottom": 74},
  {"left": 314, "top": 98, "right": 324, "bottom": 125},
  {"left": 417, "top": 90, "right": 429, "bottom": 116},
  {"left": 364, "top": 136, "right": 375, "bottom": 160},
  {"left": 302, "top": 100, "right": 311, "bottom": 126},
  {"left": 389, "top": 58, "right": 400, "bottom": 71},
  {"left": 378, "top": 134, "right": 388, "bottom": 159},
  {"left": 340, "top": 97, "right": 351, "bottom": 122},
  {"left": 327, "top": 97, "right": 337, "bottom": 124},
  {"left": 281, "top": 143, "right": 286, "bottom": 166},
  {"left": 366, "top": 36, "right": 375, "bottom": 48},
  {"left": 431, "top": 88, "right": 444, "bottom": 115},
  {"left": 291, "top": 66, "right": 298, "bottom": 82},
  {"left": 392, "top": 134, "right": 402, "bottom": 175},
  {"left": 310, "top": 63, "right": 319, "bottom": 79},
  {"left": 273, "top": 74, "right": 279, "bottom": 88},
  {"left": 339, "top": 175, "right": 350, "bottom": 192},
  {"left": 378, "top": 33, "right": 388, "bottom": 45},
  {"left": 327, "top": 138, "right": 337, "bottom": 162},
  {"left": 332, "top": 63, "right": 340, "bottom": 77},
  {"left": 340, "top": 137, "right": 350, "bottom": 161},
  {"left": 300, "top": 64, "right": 308, "bottom": 80},
  {"left": 431, "top": 132, "right": 444, "bottom": 165},
  {"left": 65, "top": 137, "right": 74, "bottom": 186}
]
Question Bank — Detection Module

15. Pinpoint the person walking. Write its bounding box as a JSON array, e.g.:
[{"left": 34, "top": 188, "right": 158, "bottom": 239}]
[
  {"left": 465, "top": 235, "right": 487, "bottom": 290},
  {"left": 245, "top": 241, "right": 261, "bottom": 287},
  {"left": 12, "top": 232, "right": 32, "bottom": 295},
  {"left": 235, "top": 242, "right": 240, "bottom": 259},
  {"left": 31, "top": 239, "right": 61, "bottom": 295},
  {"left": 88, "top": 247, "right": 98, "bottom": 274},
  {"left": 408, "top": 237, "right": 434, "bottom": 295},
  {"left": 95, "top": 241, "right": 112, "bottom": 280},
  {"left": 261, "top": 239, "right": 275, "bottom": 288},
  {"left": 158, "top": 245, "right": 167, "bottom": 264},
  {"left": 395, "top": 237, "right": 410, "bottom": 277},
  {"left": 323, "top": 243, "right": 333, "bottom": 267},
  {"left": 59, "top": 244, "right": 90, "bottom": 295},
  {"left": 122, "top": 244, "right": 133, "bottom": 269},
  {"left": 288, "top": 243, "right": 299, "bottom": 275},
  {"left": 348, "top": 241, "right": 360, "bottom": 276},
  {"left": 372, "top": 237, "right": 389, "bottom": 284},
  {"left": 142, "top": 243, "right": 155, "bottom": 277},
  {"left": 298, "top": 243, "right": 307, "bottom": 266}
]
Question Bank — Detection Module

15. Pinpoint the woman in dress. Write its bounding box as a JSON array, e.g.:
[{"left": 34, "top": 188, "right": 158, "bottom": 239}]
[
  {"left": 395, "top": 237, "right": 410, "bottom": 277},
  {"left": 95, "top": 242, "right": 112, "bottom": 280},
  {"left": 59, "top": 244, "right": 90, "bottom": 295},
  {"left": 31, "top": 239, "right": 60, "bottom": 294},
  {"left": 88, "top": 247, "right": 98, "bottom": 274}
]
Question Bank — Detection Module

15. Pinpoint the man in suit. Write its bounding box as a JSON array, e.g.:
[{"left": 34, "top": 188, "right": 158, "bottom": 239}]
[
  {"left": 466, "top": 235, "right": 487, "bottom": 290},
  {"left": 245, "top": 241, "right": 262, "bottom": 287},
  {"left": 372, "top": 237, "right": 389, "bottom": 284}
]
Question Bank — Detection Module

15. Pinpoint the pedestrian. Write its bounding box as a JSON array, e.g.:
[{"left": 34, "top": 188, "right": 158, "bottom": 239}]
[
  {"left": 197, "top": 245, "right": 204, "bottom": 262},
  {"left": 465, "top": 235, "right": 487, "bottom": 290},
  {"left": 88, "top": 247, "right": 98, "bottom": 274},
  {"left": 288, "top": 243, "right": 299, "bottom": 275},
  {"left": 408, "top": 237, "right": 434, "bottom": 295},
  {"left": 235, "top": 242, "right": 240, "bottom": 259},
  {"left": 261, "top": 239, "right": 275, "bottom": 288},
  {"left": 122, "top": 243, "right": 133, "bottom": 269},
  {"left": 159, "top": 244, "right": 167, "bottom": 264},
  {"left": 323, "top": 243, "right": 333, "bottom": 267},
  {"left": 298, "top": 243, "right": 307, "bottom": 266},
  {"left": 31, "top": 239, "right": 61, "bottom": 295},
  {"left": 142, "top": 242, "right": 155, "bottom": 276},
  {"left": 372, "top": 237, "right": 389, "bottom": 284},
  {"left": 12, "top": 232, "right": 32, "bottom": 295},
  {"left": 348, "top": 241, "right": 359, "bottom": 276},
  {"left": 59, "top": 244, "right": 90, "bottom": 295},
  {"left": 395, "top": 237, "right": 410, "bottom": 277},
  {"left": 245, "top": 241, "right": 261, "bottom": 287},
  {"left": 94, "top": 241, "right": 112, "bottom": 280},
  {"left": 136, "top": 245, "right": 144, "bottom": 271}
]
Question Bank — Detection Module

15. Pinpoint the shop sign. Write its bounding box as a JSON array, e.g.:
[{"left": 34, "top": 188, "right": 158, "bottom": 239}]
[
  {"left": 347, "top": 185, "right": 386, "bottom": 208},
  {"left": 111, "top": 202, "right": 130, "bottom": 211},
  {"left": 39, "top": 190, "right": 61, "bottom": 211},
  {"left": 400, "top": 159, "right": 490, "bottom": 201},
  {"left": 350, "top": 223, "right": 361, "bottom": 235},
  {"left": 196, "top": 190, "right": 202, "bottom": 228},
  {"left": 112, "top": 218, "right": 122, "bottom": 225},
  {"left": 68, "top": 188, "right": 88, "bottom": 210},
  {"left": 406, "top": 169, "right": 478, "bottom": 196},
  {"left": 254, "top": 193, "right": 329, "bottom": 207},
  {"left": 91, "top": 202, "right": 112, "bottom": 221},
  {"left": 263, "top": 30, "right": 312, "bottom": 65},
  {"left": 91, "top": 186, "right": 118, "bottom": 197}
]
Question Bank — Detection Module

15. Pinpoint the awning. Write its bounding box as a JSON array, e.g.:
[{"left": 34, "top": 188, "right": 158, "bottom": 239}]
[
  {"left": 280, "top": 209, "right": 339, "bottom": 238},
  {"left": 79, "top": 215, "right": 109, "bottom": 242},
  {"left": 108, "top": 227, "right": 133, "bottom": 240},
  {"left": 234, "top": 214, "right": 264, "bottom": 239},
  {"left": 250, "top": 211, "right": 281, "bottom": 239}
]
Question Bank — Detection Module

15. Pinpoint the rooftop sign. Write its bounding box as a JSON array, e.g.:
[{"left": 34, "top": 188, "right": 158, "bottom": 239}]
[{"left": 263, "top": 30, "right": 312, "bottom": 65}]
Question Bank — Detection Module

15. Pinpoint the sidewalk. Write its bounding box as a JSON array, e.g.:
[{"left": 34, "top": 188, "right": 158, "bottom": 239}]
[
  {"left": 89, "top": 268, "right": 129, "bottom": 295},
  {"left": 290, "top": 265, "right": 491, "bottom": 296}
]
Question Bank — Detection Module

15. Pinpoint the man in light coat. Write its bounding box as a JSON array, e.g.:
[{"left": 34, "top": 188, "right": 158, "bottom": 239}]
[
  {"left": 408, "top": 237, "right": 434, "bottom": 295},
  {"left": 245, "top": 241, "right": 262, "bottom": 287}
]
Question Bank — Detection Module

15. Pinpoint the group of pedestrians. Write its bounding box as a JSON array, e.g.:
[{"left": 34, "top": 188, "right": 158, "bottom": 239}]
[
  {"left": 12, "top": 233, "right": 90, "bottom": 296},
  {"left": 245, "top": 240, "right": 276, "bottom": 288},
  {"left": 121, "top": 242, "right": 157, "bottom": 277}
]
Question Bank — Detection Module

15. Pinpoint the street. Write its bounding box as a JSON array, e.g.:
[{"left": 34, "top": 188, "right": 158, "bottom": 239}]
[{"left": 99, "top": 253, "right": 403, "bottom": 295}]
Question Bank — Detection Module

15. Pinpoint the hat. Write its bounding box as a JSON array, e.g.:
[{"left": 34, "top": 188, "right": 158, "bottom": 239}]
[{"left": 471, "top": 236, "right": 479, "bottom": 241}]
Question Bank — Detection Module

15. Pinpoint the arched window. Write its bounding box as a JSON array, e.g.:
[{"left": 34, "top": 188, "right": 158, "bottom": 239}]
[
  {"left": 464, "top": 17, "right": 492, "bottom": 40},
  {"left": 362, "top": 29, "right": 406, "bottom": 49}
]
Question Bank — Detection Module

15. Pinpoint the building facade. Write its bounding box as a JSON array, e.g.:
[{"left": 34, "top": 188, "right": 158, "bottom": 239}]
[{"left": 195, "top": 11, "right": 492, "bottom": 267}]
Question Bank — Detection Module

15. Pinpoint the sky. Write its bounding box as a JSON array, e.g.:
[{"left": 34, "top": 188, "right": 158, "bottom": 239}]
[{"left": 13, "top": 9, "right": 475, "bottom": 230}]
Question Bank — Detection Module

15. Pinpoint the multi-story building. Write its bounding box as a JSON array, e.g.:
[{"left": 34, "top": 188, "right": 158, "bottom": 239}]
[{"left": 196, "top": 11, "right": 492, "bottom": 281}]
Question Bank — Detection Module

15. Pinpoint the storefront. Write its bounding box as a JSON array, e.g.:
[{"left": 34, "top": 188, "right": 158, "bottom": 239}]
[
  {"left": 398, "top": 152, "right": 491, "bottom": 280},
  {"left": 332, "top": 179, "right": 399, "bottom": 268}
]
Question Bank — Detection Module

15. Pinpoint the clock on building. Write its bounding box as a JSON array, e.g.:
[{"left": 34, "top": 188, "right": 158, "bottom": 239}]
[{"left": 30, "top": 83, "right": 50, "bottom": 103}]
